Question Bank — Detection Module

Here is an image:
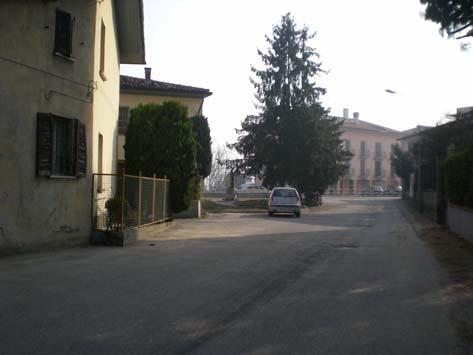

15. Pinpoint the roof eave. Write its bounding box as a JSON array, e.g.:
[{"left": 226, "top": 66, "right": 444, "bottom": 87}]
[
  {"left": 115, "top": 0, "right": 146, "bottom": 65},
  {"left": 121, "top": 88, "right": 212, "bottom": 99}
]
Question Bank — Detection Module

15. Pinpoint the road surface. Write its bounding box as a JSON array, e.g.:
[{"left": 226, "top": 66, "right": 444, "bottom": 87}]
[{"left": 2, "top": 197, "right": 473, "bottom": 355}]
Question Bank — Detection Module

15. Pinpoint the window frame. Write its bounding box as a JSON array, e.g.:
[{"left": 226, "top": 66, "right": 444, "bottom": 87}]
[
  {"left": 118, "top": 106, "right": 129, "bottom": 134},
  {"left": 99, "top": 19, "right": 107, "bottom": 81},
  {"left": 36, "top": 113, "right": 87, "bottom": 179},
  {"left": 54, "top": 9, "right": 75, "bottom": 61}
]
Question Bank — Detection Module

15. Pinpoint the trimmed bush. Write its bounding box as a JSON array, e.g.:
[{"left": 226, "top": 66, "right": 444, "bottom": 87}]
[
  {"left": 190, "top": 115, "right": 212, "bottom": 179},
  {"left": 125, "top": 102, "right": 197, "bottom": 213}
]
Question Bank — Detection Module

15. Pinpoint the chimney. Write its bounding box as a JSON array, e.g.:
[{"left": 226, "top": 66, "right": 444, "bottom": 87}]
[
  {"left": 343, "top": 108, "right": 349, "bottom": 119},
  {"left": 144, "top": 67, "right": 152, "bottom": 80},
  {"left": 353, "top": 112, "right": 360, "bottom": 124}
]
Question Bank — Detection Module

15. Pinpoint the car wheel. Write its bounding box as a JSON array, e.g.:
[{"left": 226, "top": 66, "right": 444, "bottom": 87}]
[
  {"left": 268, "top": 211, "right": 273, "bottom": 217},
  {"left": 295, "top": 212, "right": 301, "bottom": 218}
]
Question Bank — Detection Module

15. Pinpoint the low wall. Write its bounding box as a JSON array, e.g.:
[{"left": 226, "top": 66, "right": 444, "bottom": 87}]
[
  {"left": 448, "top": 203, "right": 473, "bottom": 241},
  {"left": 91, "top": 221, "right": 175, "bottom": 246},
  {"left": 235, "top": 192, "right": 269, "bottom": 200}
]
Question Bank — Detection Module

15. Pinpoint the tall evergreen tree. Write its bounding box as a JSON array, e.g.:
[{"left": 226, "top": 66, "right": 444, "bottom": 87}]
[
  {"left": 190, "top": 115, "right": 212, "bottom": 179},
  {"left": 232, "top": 13, "right": 351, "bottom": 193},
  {"left": 420, "top": 0, "right": 473, "bottom": 39}
]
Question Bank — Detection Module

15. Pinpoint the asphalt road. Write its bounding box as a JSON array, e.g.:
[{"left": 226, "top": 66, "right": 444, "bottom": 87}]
[{"left": 2, "top": 197, "right": 473, "bottom": 355}]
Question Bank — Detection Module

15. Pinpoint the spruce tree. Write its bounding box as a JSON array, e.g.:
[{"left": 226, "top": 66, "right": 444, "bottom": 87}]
[
  {"left": 420, "top": 0, "right": 473, "bottom": 39},
  {"left": 233, "top": 13, "right": 351, "bottom": 193}
]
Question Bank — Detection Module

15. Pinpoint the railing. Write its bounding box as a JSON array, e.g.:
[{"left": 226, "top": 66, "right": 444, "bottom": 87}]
[{"left": 92, "top": 171, "right": 170, "bottom": 232}]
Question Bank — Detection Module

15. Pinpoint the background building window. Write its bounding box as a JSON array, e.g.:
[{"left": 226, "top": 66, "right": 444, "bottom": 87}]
[
  {"left": 54, "top": 9, "right": 73, "bottom": 58},
  {"left": 375, "top": 142, "right": 382, "bottom": 158},
  {"left": 375, "top": 161, "right": 382, "bottom": 177},
  {"left": 344, "top": 139, "right": 351, "bottom": 152},
  {"left": 36, "top": 113, "right": 86, "bottom": 177},
  {"left": 118, "top": 107, "right": 129, "bottom": 134}
]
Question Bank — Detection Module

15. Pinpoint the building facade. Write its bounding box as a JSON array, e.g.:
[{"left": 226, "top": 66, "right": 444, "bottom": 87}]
[
  {"left": 117, "top": 68, "right": 212, "bottom": 171},
  {"left": 0, "top": 0, "right": 145, "bottom": 253},
  {"left": 329, "top": 110, "right": 402, "bottom": 194}
]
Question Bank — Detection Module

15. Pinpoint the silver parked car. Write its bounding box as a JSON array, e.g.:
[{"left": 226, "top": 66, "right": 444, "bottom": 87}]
[{"left": 268, "top": 187, "right": 301, "bottom": 218}]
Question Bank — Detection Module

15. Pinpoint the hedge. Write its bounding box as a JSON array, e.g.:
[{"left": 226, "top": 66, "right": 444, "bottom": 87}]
[{"left": 444, "top": 147, "right": 473, "bottom": 209}]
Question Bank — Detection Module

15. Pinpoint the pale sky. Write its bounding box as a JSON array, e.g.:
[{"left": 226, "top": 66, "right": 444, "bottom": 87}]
[{"left": 121, "top": 0, "right": 473, "bottom": 147}]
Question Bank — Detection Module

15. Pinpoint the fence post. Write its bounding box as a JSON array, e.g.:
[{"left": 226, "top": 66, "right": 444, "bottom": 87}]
[
  {"left": 138, "top": 171, "right": 142, "bottom": 227},
  {"left": 152, "top": 173, "right": 156, "bottom": 223},
  {"left": 121, "top": 168, "right": 125, "bottom": 231},
  {"left": 163, "top": 175, "right": 167, "bottom": 220}
]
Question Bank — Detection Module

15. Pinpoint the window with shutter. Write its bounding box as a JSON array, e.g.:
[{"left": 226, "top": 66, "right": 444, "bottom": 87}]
[
  {"left": 36, "top": 113, "right": 53, "bottom": 176},
  {"left": 54, "top": 9, "right": 73, "bottom": 58},
  {"left": 36, "top": 113, "right": 86, "bottom": 178}
]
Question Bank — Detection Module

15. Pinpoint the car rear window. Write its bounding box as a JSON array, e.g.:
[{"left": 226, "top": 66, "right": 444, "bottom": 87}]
[{"left": 273, "top": 189, "right": 297, "bottom": 197}]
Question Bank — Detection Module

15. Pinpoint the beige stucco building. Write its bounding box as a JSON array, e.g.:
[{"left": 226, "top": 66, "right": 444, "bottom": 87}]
[
  {"left": 329, "top": 109, "right": 402, "bottom": 194},
  {"left": 0, "top": 0, "right": 145, "bottom": 253},
  {"left": 117, "top": 68, "right": 212, "bottom": 171}
]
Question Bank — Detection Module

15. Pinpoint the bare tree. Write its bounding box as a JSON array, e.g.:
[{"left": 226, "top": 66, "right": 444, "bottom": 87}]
[{"left": 205, "top": 144, "right": 231, "bottom": 191}]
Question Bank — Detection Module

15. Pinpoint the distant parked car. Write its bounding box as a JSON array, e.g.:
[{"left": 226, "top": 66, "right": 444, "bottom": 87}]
[
  {"left": 268, "top": 187, "right": 301, "bottom": 218},
  {"left": 234, "top": 184, "right": 269, "bottom": 200},
  {"left": 369, "top": 186, "right": 384, "bottom": 195}
]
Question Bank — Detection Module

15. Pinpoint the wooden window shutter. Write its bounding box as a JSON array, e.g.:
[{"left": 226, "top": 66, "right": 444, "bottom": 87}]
[
  {"left": 76, "top": 121, "right": 87, "bottom": 177},
  {"left": 36, "top": 113, "right": 52, "bottom": 176}
]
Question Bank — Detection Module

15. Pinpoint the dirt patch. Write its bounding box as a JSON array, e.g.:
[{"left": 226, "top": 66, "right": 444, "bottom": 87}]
[
  {"left": 202, "top": 199, "right": 268, "bottom": 214},
  {"left": 419, "top": 225, "right": 473, "bottom": 351}
]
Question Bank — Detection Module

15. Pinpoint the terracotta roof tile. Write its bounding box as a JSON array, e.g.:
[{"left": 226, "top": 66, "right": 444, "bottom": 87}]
[{"left": 120, "top": 75, "right": 212, "bottom": 97}]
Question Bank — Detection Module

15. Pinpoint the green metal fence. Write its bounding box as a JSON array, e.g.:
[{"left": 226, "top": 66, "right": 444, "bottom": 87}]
[{"left": 92, "top": 172, "right": 170, "bottom": 232}]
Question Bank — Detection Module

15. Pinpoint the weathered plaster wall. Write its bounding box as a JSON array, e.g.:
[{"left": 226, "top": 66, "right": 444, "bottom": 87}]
[
  {"left": 0, "top": 1, "right": 108, "bottom": 253},
  {"left": 92, "top": 0, "right": 120, "bottom": 177},
  {"left": 448, "top": 204, "right": 473, "bottom": 241}
]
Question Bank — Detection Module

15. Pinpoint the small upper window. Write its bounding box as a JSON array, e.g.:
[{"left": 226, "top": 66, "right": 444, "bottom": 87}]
[
  {"left": 54, "top": 9, "right": 73, "bottom": 58},
  {"left": 100, "top": 20, "right": 106, "bottom": 80}
]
